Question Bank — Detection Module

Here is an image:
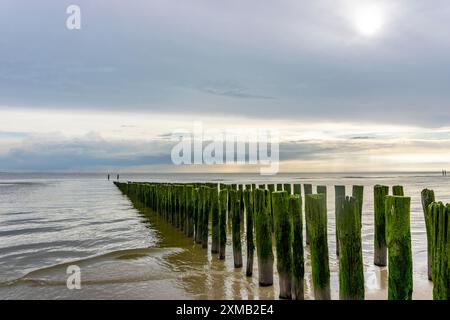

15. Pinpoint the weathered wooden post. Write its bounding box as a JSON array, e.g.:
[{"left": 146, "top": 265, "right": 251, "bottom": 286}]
[
  {"left": 304, "top": 184, "right": 313, "bottom": 245},
  {"left": 374, "top": 185, "right": 389, "bottom": 266},
  {"left": 352, "top": 185, "right": 364, "bottom": 221},
  {"left": 272, "top": 191, "right": 293, "bottom": 299},
  {"left": 421, "top": 189, "right": 435, "bottom": 280},
  {"left": 195, "top": 188, "right": 203, "bottom": 244},
  {"left": 293, "top": 184, "right": 301, "bottom": 196},
  {"left": 244, "top": 189, "right": 255, "bottom": 276},
  {"left": 284, "top": 183, "right": 292, "bottom": 195},
  {"left": 337, "top": 196, "right": 365, "bottom": 300},
  {"left": 202, "top": 187, "right": 210, "bottom": 249},
  {"left": 393, "top": 185, "right": 404, "bottom": 196},
  {"left": 317, "top": 185, "right": 327, "bottom": 195},
  {"left": 255, "top": 189, "right": 274, "bottom": 286},
  {"left": 219, "top": 189, "right": 227, "bottom": 260},
  {"left": 385, "top": 195, "right": 413, "bottom": 300},
  {"left": 290, "top": 195, "right": 304, "bottom": 300},
  {"left": 230, "top": 190, "right": 243, "bottom": 268},
  {"left": 305, "top": 194, "right": 330, "bottom": 300},
  {"left": 334, "top": 185, "right": 346, "bottom": 256},
  {"left": 430, "top": 202, "right": 450, "bottom": 299},
  {"left": 211, "top": 189, "right": 219, "bottom": 254}
]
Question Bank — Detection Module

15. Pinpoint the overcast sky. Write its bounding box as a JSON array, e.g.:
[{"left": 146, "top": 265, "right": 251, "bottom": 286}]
[{"left": 1, "top": 0, "right": 450, "bottom": 172}]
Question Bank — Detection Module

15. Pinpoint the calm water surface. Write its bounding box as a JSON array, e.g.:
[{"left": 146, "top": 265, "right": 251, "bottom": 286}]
[{"left": 1, "top": 172, "right": 448, "bottom": 299}]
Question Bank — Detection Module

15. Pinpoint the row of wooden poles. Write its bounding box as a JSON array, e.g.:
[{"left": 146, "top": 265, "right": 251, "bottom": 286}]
[{"left": 114, "top": 181, "right": 450, "bottom": 300}]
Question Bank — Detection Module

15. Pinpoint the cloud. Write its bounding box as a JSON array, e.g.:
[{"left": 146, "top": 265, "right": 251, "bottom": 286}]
[{"left": 1, "top": 0, "right": 450, "bottom": 125}]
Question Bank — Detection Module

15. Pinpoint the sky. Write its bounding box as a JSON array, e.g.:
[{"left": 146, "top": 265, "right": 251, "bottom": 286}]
[{"left": 1, "top": 0, "right": 450, "bottom": 172}]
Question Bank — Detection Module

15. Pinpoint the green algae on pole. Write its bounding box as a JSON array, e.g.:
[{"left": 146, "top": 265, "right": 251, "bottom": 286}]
[
  {"left": 337, "top": 196, "right": 365, "bottom": 300},
  {"left": 421, "top": 188, "right": 436, "bottom": 281},
  {"left": 385, "top": 195, "right": 413, "bottom": 300},
  {"left": 218, "top": 189, "right": 227, "bottom": 260},
  {"left": 317, "top": 185, "right": 327, "bottom": 196},
  {"left": 430, "top": 202, "right": 450, "bottom": 299},
  {"left": 202, "top": 187, "right": 210, "bottom": 249},
  {"left": 255, "top": 189, "right": 274, "bottom": 286},
  {"left": 304, "top": 184, "right": 313, "bottom": 245},
  {"left": 305, "top": 193, "right": 330, "bottom": 300},
  {"left": 230, "top": 190, "right": 243, "bottom": 268},
  {"left": 244, "top": 189, "right": 255, "bottom": 276},
  {"left": 284, "top": 183, "right": 292, "bottom": 195},
  {"left": 272, "top": 191, "right": 293, "bottom": 299},
  {"left": 352, "top": 185, "right": 364, "bottom": 222},
  {"left": 211, "top": 189, "right": 219, "bottom": 254},
  {"left": 334, "top": 185, "right": 346, "bottom": 256},
  {"left": 392, "top": 185, "right": 404, "bottom": 196},
  {"left": 374, "top": 185, "right": 389, "bottom": 266},
  {"left": 290, "top": 195, "right": 304, "bottom": 300},
  {"left": 293, "top": 184, "right": 301, "bottom": 195}
]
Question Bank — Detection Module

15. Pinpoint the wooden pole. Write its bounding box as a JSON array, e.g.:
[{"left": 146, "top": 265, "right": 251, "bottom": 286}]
[
  {"left": 272, "top": 191, "right": 293, "bottom": 299},
  {"left": 337, "top": 196, "right": 365, "bottom": 300},
  {"left": 290, "top": 195, "right": 304, "bottom": 300},
  {"left": 430, "top": 202, "right": 450, "bottom": 299},
  {"left": 421, "top": 188, "right": 435, "bottom": 280},
  {"left": 230, "top": 190, "right": 243, "bottom": 268},
  {"left": 219, "top": 189, "right": 227, "bottom": 260},
  {"left": 211, "top": 188, "right": 219, "bottom": 254},
  {"left": 374, "top": 185, "right": 389, "bottom": 266},
  {"left": 304, "top": 184, "right": 313, "bottom": 245},
  {"left": 305, "top": 193, "right": 331, "bottom": 300},
  {"left": 392, "top": 185, "right": 404, "bottom": 196},
  {"left": 334, "top": 185, "right": 346, "bottom": 256},
  {"left": 385, "top": 195, "right": 413, "bottom": 300},
  {"left": 244, "top": 189, "right": 255, "bottom": 276},
  {"left": 255, "top": 189, "right": 274, "bottom": 286},
  {"left": 352, "top": 185, "right": 364, "bottom": 222}
]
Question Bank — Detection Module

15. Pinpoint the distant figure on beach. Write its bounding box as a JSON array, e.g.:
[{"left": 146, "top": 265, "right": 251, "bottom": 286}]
[
  {"left": 107, "top": 174, "right": 110, "bottom": 180},
  {"left": 442, "top": 169, "right": 447, "bottom": 176},
  {"left": 117, "top": 174, "right": 120, "bottom": 180}
]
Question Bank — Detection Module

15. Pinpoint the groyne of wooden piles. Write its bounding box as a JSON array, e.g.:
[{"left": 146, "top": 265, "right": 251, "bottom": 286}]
[{"left": 114, "top": 181, "right": 450, "bottom": 300}]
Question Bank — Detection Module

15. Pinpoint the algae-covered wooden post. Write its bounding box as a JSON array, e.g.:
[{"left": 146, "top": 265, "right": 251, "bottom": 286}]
[
  {"left": 317, "top": 185, "right": 327, "bottom": 196},
  {"left": 272, "top": 191, "right": 293, "bottom": 299},
  {"left": 230, "top": 190, "right": 243, "bottom": 268},
  {"left": 393, "top": 185, "right": 404, "bottom": 196},
  {"left": 337, "top": 196, "right": 365, "bottom": 300},
  {"left": 195, "top": 189, "right": 202, "bottom": 244},
  {"left": 385, "top": 195, "right": 413, "bottom": 300},
  {"left": 421, "top": 189, "right": 435, "bottom": 280},
  {"left": 219, "top": 189, "right": 227, "bottom": 260},
  {"left": 334, "top": 185, "right": 346, "bottom": 256},
  {"left": 255, "top": 189, "right": 274, "bottom": 286},
  {"left": 202, "top": 187, "right": 211, "bottom": 249},
  {"left": 304, "top": 184, "right": 313, "bottom": 245},
  {"left": 293, "top": 184, "right": 301, "bottom": 196},
  {"left": 284, "top": 183, "right": 292, "bottom": 195},
  {"left": 290, "top": 195, "right": 304, "bottom": 300},
  {"left": 374, "top": 185, "right": 389, "bottom": 266},
  {"left": 244, "top": 189, "right": 255, "bottom": 276},
  {"left": 305, "top": 193, "right": 330, "bottom": 300},
  {"left": 211, "top": 189, "right": 219, "bottom": 254},
  {"left": 430, "top": 202, "right": 450, "bottom": 299},
  {"left": 352, "top": 185, "right": 364, "bottom": 221}
]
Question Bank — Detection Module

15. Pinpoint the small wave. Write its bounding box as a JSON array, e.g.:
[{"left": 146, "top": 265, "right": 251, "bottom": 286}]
[{"left": 0, "top": 247, "right": 183, "bottom": 287}]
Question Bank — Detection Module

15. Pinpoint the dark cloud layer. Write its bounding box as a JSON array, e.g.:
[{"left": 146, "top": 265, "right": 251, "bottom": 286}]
[{"left": 1, "top": 0, "right": 450, "bottom": 126}]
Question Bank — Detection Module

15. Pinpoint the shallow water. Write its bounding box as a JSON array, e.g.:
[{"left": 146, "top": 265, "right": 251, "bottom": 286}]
[{"left": 0, "top": 172, "right": 448, "bottom": 299}]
